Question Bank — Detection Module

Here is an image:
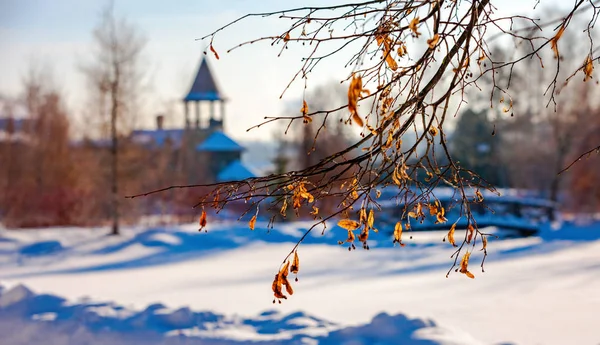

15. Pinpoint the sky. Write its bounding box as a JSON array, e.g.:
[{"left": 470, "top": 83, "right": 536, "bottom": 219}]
[{"left": 0, "top": 0, "right": 563, "bottom": 141}]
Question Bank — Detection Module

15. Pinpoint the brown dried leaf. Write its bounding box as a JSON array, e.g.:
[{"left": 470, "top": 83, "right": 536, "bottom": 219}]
[
  {"left": 460, "top": 252, "right": 475, "bottom": 279},
  {"left": 272, "top": 274, "right": 287, "bottom": 300},
  {"left": 291, "top": 251, "right": 300, "bottom": 274},
  {"left": 436, "top": 212, "right": 448, "bottom": 224},
  {"left": 358, "top": 227, "right": 369, "bottom": 243},
  {"left": 280, "top": 198, "right": 288, "bottom": 217},
  {"left": 550, "top": 24, "right": 565, "bottom": 58},
  {"left": 393, "top": 222, "right": 404, "bottom": 245},
  {"left": 467, "top": 224, "right": 475, "bottom": 244},
  {"left": 427, "top": 33, "right": 439, "bottom": 49},
  {"left": 249, "top": 215, "right": 257, "bottom": 231},
  {"left": 348, "top": 74, "right": 368, "bottom": 127},
  {"left": 584, "top": 55, "right": 594, "bottom": 81},
  {"left": 428, "top": 203, "right": 438, "bottom": 216},
  {"left": 301, "top": 100, "right": 312, "bottom": 123},
  {"left": 338, "top": 219, "right": 360, "bottom": 231},
  {"left": 359, "top": 207, "right": 367, "bottom": 224},
  {"left": 409, "top": 17, "right": 421, "bottom": 37},
  {"left": 352, "top": 113, "right": 364, "bottom": 127},
  {"left": 284, "top": 279, "right": 294, "bottom": 295},
  {"left": 210, "top": 44, "right": 219, "bottom": 60},
  {"left": 367, "top": 209, "right": 375, "bottom": 229},
  {"left": 346, "top": 229, "right": 356, "bottom": 243},
  {"left": 199, "top": 210, "right": 207, "bottom": 231},
  {"left": 475, "top": 189, "right": 484, "bottom": 202},
  {"left": 280, "top": 261, "right": 290, "bottom": 277},
  {"left": 384, "top": 131, "right": 394, "bottom": 149},
  {"left": 448, "top": 223, "right": 457, "bottom": 247}
]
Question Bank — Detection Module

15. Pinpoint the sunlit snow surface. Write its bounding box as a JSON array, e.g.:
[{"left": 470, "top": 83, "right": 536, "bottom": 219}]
[{"left": 0, "top": 217, "right": 599, "bottom": 344}]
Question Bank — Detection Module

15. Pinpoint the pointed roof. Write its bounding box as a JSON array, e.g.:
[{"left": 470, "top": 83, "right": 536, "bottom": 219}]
[
  {"left": 184, "top": 57, "right": 224, "bottom": 102},
  {"left": 217, "top": 160, "right": 256, "bottom": 182},
  {"left": 196, "top": 131, "right": 244, "bottom": 152}
]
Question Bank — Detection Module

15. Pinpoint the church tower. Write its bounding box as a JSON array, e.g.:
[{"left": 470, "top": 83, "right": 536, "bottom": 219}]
[{"left": 183, "top": 57, "right": 226, "bottom": 131}]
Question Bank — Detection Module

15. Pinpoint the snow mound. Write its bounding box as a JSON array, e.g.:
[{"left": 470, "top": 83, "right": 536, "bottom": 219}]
[{"left": 0, "top": 284, "right": 480, "bottom": 345}]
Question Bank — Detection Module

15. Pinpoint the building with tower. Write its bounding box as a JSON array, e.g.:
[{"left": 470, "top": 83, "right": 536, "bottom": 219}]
[{"left": 130, "top": 57, "right": 255, "bottom": 184}]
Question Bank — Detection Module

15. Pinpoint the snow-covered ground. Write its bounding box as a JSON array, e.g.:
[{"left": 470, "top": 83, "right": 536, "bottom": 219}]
[{"left": 0, "top": 218, "right": 599, "bottom": 344}]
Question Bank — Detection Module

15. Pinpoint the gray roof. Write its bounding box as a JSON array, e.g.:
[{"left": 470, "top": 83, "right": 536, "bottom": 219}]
[{"left": 184, "top": 58, "right": 224, "bottom": 102}]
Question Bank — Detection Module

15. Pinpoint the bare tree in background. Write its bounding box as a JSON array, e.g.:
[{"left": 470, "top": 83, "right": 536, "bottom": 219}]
[
  {"left": 0, "top": 66, "right": 76, "bottom": 227},
  {"left": 130, "top": 1, "right": 600, "bottom": 300},
  {"left": 83, "top": 5, "right": 147, "bottom": 235}
]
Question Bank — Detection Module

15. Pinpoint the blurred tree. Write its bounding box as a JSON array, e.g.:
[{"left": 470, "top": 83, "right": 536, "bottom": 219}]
[
  {"left": 82, "top": 5, "right": 147, "bottom": 235},
  {"left": 450, "top": 109, "right": 505, "bottom": 186},
  {"left": 0, "top": 67, "right": 77, "bottom": 227}
]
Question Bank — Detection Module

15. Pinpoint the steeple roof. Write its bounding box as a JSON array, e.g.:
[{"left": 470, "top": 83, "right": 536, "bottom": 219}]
[{"left": 184, "top": 57, "right": 224, "bottom": 102}]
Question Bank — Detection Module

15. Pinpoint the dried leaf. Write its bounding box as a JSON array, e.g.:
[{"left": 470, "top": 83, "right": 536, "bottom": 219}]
[
  {"left": 210, "top": 44, "right": 220, "bottom": 60},
  {"left": 409, "top": 17, "right": 421, "bottom": 37},
  {"left": 428, "top": 203, "right": 439, "bottom": 216},
  {"left": 310, "top": 205, "right": 319, "bottom": 216},
  {"left": 338, "top": 219, "right": 360, "bottom": 230},
  {"left": 291, "top": 251, "right": 300, "bottom": 274},
  {"left": 460, "top": 252, "right": 475, "bottom": 279},
  {"left": 393, "top": 222, "right": 404, "bottom": 245},
  {"left": 448, "top": 223, "right": 457, "bottom": 247},
  {"left": 467, "top": 224, "right": 475, "bottom": 244},
  {"left": 347, "top": 74, "right": 369, "bottom": 127},
  {"left": 199, "top": 210, "right": 207, "bottom": 231},
  {"left": 436, "top": 212, "right": 448, "bottom": 224},
  {"left": 272, "top": 274, "right": 287, "bottom": 300},
  {"left": 367, "top": 209, "right": 375, "bottom": 229},
  {"left": 280, "top": 261, "right": 290, "bottom": 277},
  {"left": 352, "top": 113, "right": 364, "bottom": 127},
  {"left": 280, "top": 198, "right": 288, "bottom": 217},
  {"left": 584, "top": 55, "right": 594, "bottom": 82},
  {"left": 550, "top": 24, "right": 565, "bottom": 58},
  {"left": 284, "top": 279, "right": 294, "bottom": 295},
  {"left": 284, "top": 32, "right": 291, "bottom": 42},
  {"left": 346, "top": 229, "right": 356, "bottom": 243},
  {"left": 429, "top": 126, "right": 438, "bottom": 136},
  {"left": 475, "top": 189, "right": 484, "bottom": 202},
  {"left": 359, "top": 207, "right": 367, "bottom": 224},
  {"left": 482, "top": 236, "right": 488, "bottom": 251},
  {"left": 384, "top": 131, "right": 394, "bottom": 149},
  {"left": 397, "top": 43, "right": 407, "bottom": 57},
  {"left": 385, "top": 54, "right": 398, "bottom": 71},
  {"left": 427, "top": 33, "right": 440, "bottom": 49},
  {"left": 300, "top": 191, "right": 314, "bottom": 203},
  {"left": 358, "top": 227, "right": 369, "bottom": 243},
  {"left": 249, "top": 215, "right": 257, "bottom": 231},
  {"left": 301, "top": 100, "right": 312, "bottom": 123}
]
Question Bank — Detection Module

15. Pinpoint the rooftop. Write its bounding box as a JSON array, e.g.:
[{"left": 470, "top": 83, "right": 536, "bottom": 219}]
[
  {"left": 217, "top": 160, "right": 256, "bottom": 182},
  {"left": 196, "top": 131, "right": 244, "bottom": 152},
  {"left": 184, "top": 58, "right": 224, "bottom": 102}
]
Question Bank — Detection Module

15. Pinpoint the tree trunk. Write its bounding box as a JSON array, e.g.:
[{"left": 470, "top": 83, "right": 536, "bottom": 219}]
[{"left": 110, "top": 77, "right": 120, "bottom": 235}]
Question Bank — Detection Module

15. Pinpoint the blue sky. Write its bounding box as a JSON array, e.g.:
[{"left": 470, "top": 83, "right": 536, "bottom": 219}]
[{"left": 0, "top": 0, "right": 561, "bottom": 141}]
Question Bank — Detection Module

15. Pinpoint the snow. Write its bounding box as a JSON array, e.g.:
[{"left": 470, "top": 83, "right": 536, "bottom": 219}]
[{"left": 0, "top": 218, "right": 599, "bottom": 344}]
